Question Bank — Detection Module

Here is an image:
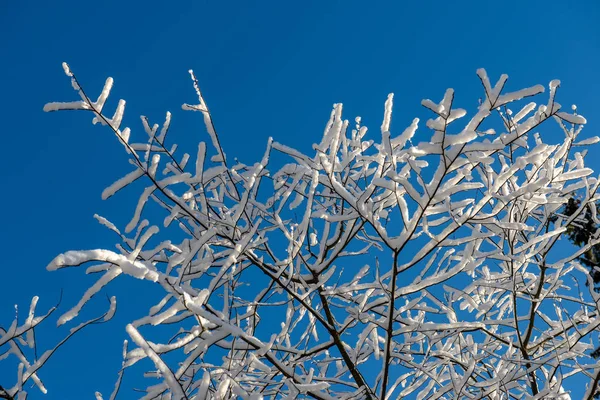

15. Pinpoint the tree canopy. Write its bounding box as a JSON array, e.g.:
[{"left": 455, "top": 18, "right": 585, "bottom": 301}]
[{"left": 3, "top": 64, "right": 600, "bottom": 399}]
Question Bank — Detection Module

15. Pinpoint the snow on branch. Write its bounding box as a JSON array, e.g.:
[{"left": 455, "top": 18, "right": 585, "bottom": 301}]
[{"left": 14, "top": 63, "right": 600, "bottom": 399}]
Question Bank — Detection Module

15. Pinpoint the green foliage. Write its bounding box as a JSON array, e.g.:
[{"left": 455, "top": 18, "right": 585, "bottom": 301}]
[
  {"left": 561, "top": 197, "right": 600, "bottom": 288},
  {"left": 559, "top": 197, "right": 600, "bottom": 370}
]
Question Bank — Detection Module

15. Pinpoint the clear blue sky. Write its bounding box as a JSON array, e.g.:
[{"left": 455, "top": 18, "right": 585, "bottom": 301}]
[{"left": 1, "top": 0, "right": 600, "bottom": 398}]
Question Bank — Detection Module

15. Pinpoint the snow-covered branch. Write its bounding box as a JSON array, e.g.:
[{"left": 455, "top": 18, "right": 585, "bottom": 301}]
[{"left": 6, "top": 63, "right": 599, "bottom": 399}]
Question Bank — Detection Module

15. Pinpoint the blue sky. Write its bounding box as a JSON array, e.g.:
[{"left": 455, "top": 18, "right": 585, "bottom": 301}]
[{"left": 1, "top": 0, "right": 600, "bottom": 398}]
